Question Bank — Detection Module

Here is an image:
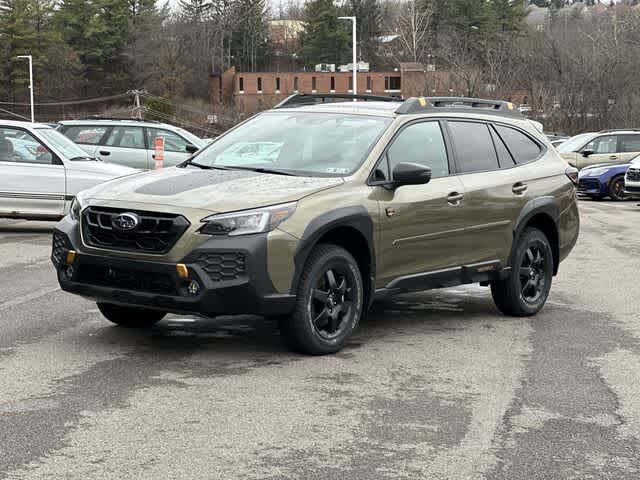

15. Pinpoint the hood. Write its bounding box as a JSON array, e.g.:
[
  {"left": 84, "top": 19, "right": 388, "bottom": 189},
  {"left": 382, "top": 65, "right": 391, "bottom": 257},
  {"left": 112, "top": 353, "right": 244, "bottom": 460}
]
[
  {"left": 66, "top": 160, "right": 137, "bottom": 178},
  {"left": 83, "top": 166, "right": 344, "bottom": 213}
]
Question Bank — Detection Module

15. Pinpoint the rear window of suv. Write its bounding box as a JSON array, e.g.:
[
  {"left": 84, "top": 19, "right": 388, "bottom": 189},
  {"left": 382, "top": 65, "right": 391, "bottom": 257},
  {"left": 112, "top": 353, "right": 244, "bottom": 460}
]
[{"left": 494, "top": 125, "right": 541, "bottom": 164}]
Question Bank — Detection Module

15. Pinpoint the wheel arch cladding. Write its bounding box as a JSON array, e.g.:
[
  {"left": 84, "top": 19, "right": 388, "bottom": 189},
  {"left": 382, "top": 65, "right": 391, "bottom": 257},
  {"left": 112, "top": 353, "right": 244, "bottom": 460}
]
[
  {"left": 292, "top": 207, "right": 375, "bottom": 308},
  {"left": 513, "top": 196, "right": 560, "bottom": 275}
]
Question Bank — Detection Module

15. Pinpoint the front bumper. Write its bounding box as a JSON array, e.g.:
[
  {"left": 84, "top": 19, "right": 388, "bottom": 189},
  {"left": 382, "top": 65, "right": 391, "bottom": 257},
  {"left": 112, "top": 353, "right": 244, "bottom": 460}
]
[
  {"left": 577, "top": 177, "right": 607, "bottom": 197},
  {"left": 52, "top": 216, "right": 295, "bottom": 317}
]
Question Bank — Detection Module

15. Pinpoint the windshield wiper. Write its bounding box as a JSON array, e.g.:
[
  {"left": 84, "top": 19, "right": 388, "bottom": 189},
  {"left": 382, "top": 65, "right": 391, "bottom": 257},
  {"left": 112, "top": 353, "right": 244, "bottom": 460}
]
[
  {"left": 187, "top": 162, "right": 232, "bottom": 171},
  {"left": 223, "top": 165, "right": 297, "bottom": 176}
]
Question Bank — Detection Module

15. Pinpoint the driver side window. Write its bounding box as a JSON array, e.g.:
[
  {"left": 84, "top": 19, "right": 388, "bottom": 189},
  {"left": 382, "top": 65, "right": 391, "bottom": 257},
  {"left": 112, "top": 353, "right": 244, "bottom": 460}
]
[
  {"left": 584, "top": 135, "right": 618, "bottom": 154},
  {"left": 0, "top": 127, "right": 54, "bottom": 164},
  {"left": 383, "top": 121, "right": 449, "bottom": 181}
]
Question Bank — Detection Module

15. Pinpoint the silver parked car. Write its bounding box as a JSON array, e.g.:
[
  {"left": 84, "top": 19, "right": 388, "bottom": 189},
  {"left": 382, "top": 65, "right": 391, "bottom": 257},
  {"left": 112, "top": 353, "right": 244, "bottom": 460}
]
[{"left": 57, "top": 119, "right": 206, "bottom": 170}]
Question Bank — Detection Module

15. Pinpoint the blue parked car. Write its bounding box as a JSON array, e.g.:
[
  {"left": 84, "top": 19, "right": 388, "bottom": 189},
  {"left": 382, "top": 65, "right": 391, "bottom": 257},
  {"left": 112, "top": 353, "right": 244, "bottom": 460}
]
[{"left": 577, "top": 158, "right": 637, "bottom": 201}]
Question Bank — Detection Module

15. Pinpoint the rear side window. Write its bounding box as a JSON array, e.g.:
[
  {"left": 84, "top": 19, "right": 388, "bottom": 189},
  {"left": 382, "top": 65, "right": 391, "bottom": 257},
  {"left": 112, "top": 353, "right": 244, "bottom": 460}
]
[
  {"left": 448, "top": 121, "right": 499, "bottom": 173},
  {"left": 620, "top": 134, "right": 640, "bottom": 153},
  {"left": 582, "top": 135, "right": 617, "bottom": 155},
  {"left": 105, "top": 127, "right": 146, "bottom": 149},
  {"left": 61, "top": 125, "right": 107, "bottom": 145},
  {"left": 489, "top": 126, "right": 515, "bottom": 168},
  {"left": 494, "top": 125, "right": 541, "bottom": 164}
]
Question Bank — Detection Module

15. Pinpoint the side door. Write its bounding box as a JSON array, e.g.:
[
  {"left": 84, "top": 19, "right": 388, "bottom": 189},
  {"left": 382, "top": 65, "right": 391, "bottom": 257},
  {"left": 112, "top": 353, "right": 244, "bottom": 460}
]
[
  {"left": 145, "top": 127, "right": 195, "bottom": 167},
  {"left": 58, "top": 124, "right": 109, "bottom": 159},
  {"left": 446, "top": 120, "right": 535, "bottom": 268},
  {"left": 98, "top": 125, "right": 149, "bottom": 169},
  {"left": 375, "top": 120, "right": 467, "bottom": 287},
  {"left": 0, "top": 126, "right": 66, "bottom": 218},
  {"left": 577, "top": 134, "right": 618, "bottom": 169},
  {"left": 618, "top": 134, "right": 640, "bottom": 163}
]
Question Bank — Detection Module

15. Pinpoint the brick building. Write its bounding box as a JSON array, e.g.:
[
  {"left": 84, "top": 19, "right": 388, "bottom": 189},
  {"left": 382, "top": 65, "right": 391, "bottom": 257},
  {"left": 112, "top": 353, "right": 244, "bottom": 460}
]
[{"left": 211, "top": 63, "right": 470, "bottom": 113}]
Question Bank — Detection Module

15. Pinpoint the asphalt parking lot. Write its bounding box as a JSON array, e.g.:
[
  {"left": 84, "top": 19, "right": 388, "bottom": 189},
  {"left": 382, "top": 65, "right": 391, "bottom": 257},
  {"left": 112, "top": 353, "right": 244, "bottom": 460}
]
[{"left": 0, "top": 200, "right": 639, "bottom": 479}]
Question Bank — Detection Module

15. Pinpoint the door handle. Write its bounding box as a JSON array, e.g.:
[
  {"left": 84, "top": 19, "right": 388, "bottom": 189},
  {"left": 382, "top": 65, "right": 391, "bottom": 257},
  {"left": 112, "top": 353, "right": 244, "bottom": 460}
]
[
  {"left": 99, "top": 150, "right": 111, "bottom": 156},
  {"left": 152, "top": 154, "right": 156, "bottom": 159},
  {"left": 447, "top": 192, "right": 464, "bottom": 205},
  {"left": 609, "top": 155, "right": 618, "bottom": 160},
  {"left": 512, "top": 182, "right": 528, "bottom": 194}
]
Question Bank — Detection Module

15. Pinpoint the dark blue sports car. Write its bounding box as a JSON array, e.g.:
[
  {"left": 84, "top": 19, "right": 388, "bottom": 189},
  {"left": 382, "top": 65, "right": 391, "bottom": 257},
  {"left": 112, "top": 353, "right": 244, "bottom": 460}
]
[{"left": 578, "top": 161, "right": 634, "bottom": 201}]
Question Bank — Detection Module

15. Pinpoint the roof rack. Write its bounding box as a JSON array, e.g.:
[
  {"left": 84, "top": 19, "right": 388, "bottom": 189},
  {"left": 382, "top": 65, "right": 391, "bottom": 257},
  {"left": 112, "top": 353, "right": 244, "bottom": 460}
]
[
  {"left": 77, "top": 115, "right": 160, "bottom": 123},
  {"left": 598, "top": 128, "right": 640, "bottom": 133},
  {"left": 274, "top": 93, "right": 400, "bottom": 109},
  {"left": 395, "top": 96, "right": 522, "bottom": 117}
]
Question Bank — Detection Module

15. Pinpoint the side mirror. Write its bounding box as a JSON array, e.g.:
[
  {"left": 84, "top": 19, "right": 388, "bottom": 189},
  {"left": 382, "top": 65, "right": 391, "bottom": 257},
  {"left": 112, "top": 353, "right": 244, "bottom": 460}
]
[
  {"left": 392, "top": 162, "right": 432, "bottom": 187},
  {"left": 581, "top": 149, "right": 594, "bottom": 157},
  {"left": 185, "top": 144, "right": 199, "bottom": 154}
]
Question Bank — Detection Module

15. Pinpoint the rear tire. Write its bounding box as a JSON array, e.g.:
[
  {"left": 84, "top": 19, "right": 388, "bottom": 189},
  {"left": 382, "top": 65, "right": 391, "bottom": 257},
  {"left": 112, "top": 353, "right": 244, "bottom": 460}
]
[
  {"left": 97, "top": 302, "right": 166, "bottom": 328},
  {"left": 279, "top": 244, "right": 364, "bottom": 355},
  {"left": 608, "top": 175, "right": 626, "bottom": 201},
  {"left": 491, "top": 227, "right": 553, "bottom": 317}
]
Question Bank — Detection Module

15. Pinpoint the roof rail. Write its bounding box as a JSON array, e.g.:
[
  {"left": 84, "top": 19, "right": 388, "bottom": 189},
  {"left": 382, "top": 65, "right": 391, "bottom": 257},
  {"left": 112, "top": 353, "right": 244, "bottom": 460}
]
[
  {"left": 598, "top": 128, "right": 640, "bottom": 133},
  {"left": 395, "top": 96, "right": 522, "bottom": 117},
  {"left": 274, "top": 93, "right": 400, "bottom": 109},
  {"left": 77, "top": 115, "right": 160, "bottom": 123}
]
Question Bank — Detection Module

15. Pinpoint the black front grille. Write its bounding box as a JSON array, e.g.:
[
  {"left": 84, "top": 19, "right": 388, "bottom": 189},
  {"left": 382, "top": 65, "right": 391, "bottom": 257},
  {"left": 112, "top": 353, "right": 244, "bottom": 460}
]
[
  {"left": 193, "top": 252, "right": 246, "bottom": 282},
  {"left": 78, "top": 264, "right": 176, "bottom": 294},
  {"left": 51, "top": 231, "right": 71, "bottom": 267},
  {"left": 81, "top": 207, "right": 189, "bottom": 254},
  {"left": 627, "top": 168, "right": 640, "bottom": 181},
  {"left": 578, "top": 178, "right": 599, "bottom": 191}
]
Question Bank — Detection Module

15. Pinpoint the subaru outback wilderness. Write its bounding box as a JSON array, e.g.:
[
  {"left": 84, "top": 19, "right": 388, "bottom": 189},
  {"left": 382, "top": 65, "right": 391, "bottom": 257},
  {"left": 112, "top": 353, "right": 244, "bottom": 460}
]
[{"left": 52, "top": 94, "right": 580, "bottom": 354}]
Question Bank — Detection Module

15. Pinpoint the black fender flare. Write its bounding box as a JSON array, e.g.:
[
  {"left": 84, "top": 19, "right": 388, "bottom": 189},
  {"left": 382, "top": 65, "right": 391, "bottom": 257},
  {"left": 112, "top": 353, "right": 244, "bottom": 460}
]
[
  {"left": 510, "top": 196, "right": 560, "bottom": 272},
  {"left": 290, "top": 206, "right": 376, "bottom": 301}
]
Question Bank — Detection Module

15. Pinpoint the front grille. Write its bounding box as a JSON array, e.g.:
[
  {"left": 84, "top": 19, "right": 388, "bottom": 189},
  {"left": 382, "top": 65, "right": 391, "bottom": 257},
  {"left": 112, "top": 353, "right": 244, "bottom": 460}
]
[
  {"left": 81, "top": 207, "right": 189, "bottom": 254},
  {"left": 627, "top": 168, "right": 640, "bottom": 181},
  {"left": 51, "top": 231, "right": 71, "bottom": 267},
  {"left": 578, "top": 178, "right": 599, "bottom": 191},
  {"left": 77, "top": 264, "right": 176, "bottom": 294},
  {"left": 193, "top": 252, "right": 246, "bottom": 282},
  {"left": 626, "top": 185, "right": 640, "bottom": 193}
]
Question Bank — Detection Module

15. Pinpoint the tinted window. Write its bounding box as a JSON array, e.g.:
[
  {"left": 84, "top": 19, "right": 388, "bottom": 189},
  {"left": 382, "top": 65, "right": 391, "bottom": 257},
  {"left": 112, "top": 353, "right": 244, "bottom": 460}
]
[
  {"left": 495, "top": 125, "right": 541, "bottom": 164},
  {"left": 387, "top": 122, "right": 449, "bottom": 179},
  {"left": 583, "top": 135, "right": 617, "bottom": 154},
  {"left": 0, "top": 127, "right": 53, "bottom": 164},
  {"left": 490, "top": 126, "right": 515, "bottom": 168},
  {"left": 147, "top": 128, "right": 190, "bottom": 153},
  {"left": 105, "top": 127, "right": 145, "bottom": 149},
  {"left": 62, "top": 125, "right": 107, "bottom": 145},
  {"left": 448, "top": 121, "right": 499, "bottom": 173},
  {"left": 620, "top": 134, "right": 640, "bottom": 153}
]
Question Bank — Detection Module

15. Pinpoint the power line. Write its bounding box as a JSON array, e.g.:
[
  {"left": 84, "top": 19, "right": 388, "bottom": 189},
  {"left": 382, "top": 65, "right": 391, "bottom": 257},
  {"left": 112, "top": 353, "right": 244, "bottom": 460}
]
[
  {"left": 0, "top": 107, "right": 30, "bottom": 121},
  {"left": 0, "top": 92, "right": 130, "bottom": 107}
]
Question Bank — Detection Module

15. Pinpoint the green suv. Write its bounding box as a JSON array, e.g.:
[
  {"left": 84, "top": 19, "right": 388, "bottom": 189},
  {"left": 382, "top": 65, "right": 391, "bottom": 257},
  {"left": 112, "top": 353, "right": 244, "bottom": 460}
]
[{"left": 52, "top": 95, "right": 580, "bottom": 354}]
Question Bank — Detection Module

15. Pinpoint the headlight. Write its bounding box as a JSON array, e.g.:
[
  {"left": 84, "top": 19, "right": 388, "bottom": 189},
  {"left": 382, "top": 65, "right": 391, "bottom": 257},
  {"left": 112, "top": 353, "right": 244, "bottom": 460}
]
[
  {"left": 69, "top": 197, "right": 82, "bottom": 220},
  {"left": 200, "top": 202, "right": 297, "bottom": 236}
]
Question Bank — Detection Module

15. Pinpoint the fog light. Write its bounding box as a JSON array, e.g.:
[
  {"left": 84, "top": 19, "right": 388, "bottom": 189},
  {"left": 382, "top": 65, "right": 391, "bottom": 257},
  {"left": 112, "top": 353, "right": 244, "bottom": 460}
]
[
  {"left": 66, "top": 250, "right": 76, "bottom": 264},
  {"left": 187, "top": 280, "right": 200, "bottom": 296},
  {"left": 62, "top": 265, "right": 75, "bottom": 280}
]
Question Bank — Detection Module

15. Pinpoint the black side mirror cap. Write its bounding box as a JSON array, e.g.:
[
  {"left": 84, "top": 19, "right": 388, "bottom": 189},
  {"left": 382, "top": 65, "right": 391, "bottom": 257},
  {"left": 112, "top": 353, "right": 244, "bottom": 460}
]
[
  {"left": 392, "top": 162, "right": 432, "bottom": 187},
  {"left": 185, "top": 144, "right": 199, "bottom": 154},
  {"left": 581, "top": 149, "right": 594, "bottom": 157}
]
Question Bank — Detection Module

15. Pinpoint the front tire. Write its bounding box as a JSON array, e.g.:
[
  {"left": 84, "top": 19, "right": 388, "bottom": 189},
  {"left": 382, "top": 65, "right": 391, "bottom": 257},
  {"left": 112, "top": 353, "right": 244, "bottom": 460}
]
[
  {"left": 97, "top": 302, "right": 166, "bottom": 328},
  {"left": 279, "top": 244, "right": 364, "bottom": 355},
  {"left": 608, "top": 175, "right": 626, "bottom": 201},
  {"left": 491, "top": 227, "right": 553, "bottom": 316}
]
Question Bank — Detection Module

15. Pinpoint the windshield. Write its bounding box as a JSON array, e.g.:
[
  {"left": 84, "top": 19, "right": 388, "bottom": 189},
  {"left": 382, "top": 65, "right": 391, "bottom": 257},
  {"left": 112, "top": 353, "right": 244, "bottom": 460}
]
[
  {"left": 557, "top": 133, "right": 594, "bottom": 153},
  {"left": 36, "top": 127, "right": 93, "bottom": 160},
  {"left": 189, "top": 111, "right": 392, "bottom": 176}
]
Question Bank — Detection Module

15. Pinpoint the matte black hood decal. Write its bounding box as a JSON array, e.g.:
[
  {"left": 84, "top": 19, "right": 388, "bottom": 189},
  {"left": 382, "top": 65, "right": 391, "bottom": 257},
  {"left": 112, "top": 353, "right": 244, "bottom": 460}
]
[{"left": 134, "top": 169, "right": 260, "bottom": 196}]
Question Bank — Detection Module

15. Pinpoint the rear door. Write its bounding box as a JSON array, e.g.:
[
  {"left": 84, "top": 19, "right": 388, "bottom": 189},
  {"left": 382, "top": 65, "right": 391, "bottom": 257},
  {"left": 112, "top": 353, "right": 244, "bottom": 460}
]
[
  {"left": 376, "top": 120, "right": 467, "bottom": 286},
  {"left": 145, "top": 127, "right": 195, "bottom": 167},
  {"left": 98, "top": 125, "right": 149, "bottom": 169},
  {"left": 618, "top": 134, "right": 640, "bottom": 163},
  {"left": 0, "top": 126, "right": 66, "bottom": 218},
  {"left": 577, "top": 134, "right": 618, "bottom": 169},
  {"left": 447, "top": 120, "right": 536, "bottom": 267}
]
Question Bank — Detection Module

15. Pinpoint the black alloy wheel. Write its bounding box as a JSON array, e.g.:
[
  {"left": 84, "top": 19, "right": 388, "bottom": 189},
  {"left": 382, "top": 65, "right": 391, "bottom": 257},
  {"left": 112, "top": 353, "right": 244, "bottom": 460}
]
[
  {"left": 518, "top": 244, "right": 548, "bottom": 306},
  {"left": 309, "top": 267, "right": 355, "bottom": 340},
  {"left": 609, "top": 175, "right": 626, "bottom": 201}
]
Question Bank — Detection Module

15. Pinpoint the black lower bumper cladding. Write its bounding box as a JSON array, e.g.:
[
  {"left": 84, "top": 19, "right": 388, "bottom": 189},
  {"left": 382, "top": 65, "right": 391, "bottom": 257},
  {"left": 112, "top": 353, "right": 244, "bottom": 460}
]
[{"left": 52, "top": 217, "right": 295, "bottom": 317}]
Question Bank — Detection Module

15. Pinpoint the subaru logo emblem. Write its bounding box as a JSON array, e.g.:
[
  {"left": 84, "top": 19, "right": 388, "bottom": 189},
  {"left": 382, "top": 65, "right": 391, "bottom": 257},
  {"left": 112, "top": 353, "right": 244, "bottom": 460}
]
[{"left": 112, "top": 212, "right": 139, "bottom": 231}]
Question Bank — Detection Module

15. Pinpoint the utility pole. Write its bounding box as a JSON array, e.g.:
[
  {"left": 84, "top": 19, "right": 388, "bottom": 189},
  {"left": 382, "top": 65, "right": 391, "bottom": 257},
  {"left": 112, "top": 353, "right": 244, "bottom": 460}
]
[
  {"left": 129, "top": 89, "right": 143, "bottom": 119},
  {"left": 16, "top": 55, "right": 34, "bottom": 122},
  {"left": 339, "top": 16, "right": 357, "bottom": 96}
]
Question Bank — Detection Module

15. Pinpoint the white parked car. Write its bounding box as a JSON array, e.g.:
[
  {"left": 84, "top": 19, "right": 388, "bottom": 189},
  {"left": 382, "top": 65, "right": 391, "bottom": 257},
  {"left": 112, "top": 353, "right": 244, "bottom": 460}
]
[
  {"left": 624, "top": 155, "right": 640, "bottom": 198},
  {"left": 0, "top": 120, "right": 135, "bottom": 220},
  {"left": 57, "top": 119, "right": 206, "bottom": 169}
]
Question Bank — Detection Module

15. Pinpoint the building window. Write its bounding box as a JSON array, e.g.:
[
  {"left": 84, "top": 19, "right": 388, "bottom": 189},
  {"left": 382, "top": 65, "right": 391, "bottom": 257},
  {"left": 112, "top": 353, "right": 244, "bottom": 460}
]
[
  {"left": 330, "top": 76, "right": 335, "bottom": 91},
  {"left": 293, "top": 76, "right": 299, "bottom": 92},
  {"left": 276, "top": 77, "right": 281, "bottom": 92},
  {"left": 257, "top": 77, "right": 262, "bottom": 93},
  {"left": 349, "top": 76, "right": 353, "bottom": 91},
  {"left": 239, "top": 77, "right": 244, "bottom": 93},
  {"left": 366, "top": 76, "right": 372, "bottom": 92},
  {"left": 384, "top": 76, "right": 401, "bottom": 91},
  {"left": 311, "top": 76, "right": 317, "bottom": 91}
]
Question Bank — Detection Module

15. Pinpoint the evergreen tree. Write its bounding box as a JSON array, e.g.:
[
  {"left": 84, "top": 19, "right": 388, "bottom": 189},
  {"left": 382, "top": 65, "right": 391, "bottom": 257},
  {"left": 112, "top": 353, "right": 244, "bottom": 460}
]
[
  {"left": 229, "top": 0, "right": 270, "bottom": 71},
  {"left": 179, "top": 0, "right": 212, "bottom": 21},
  {"left": 300, "top": 0, "right": 350, "bottom": 66},
  {"left": 348, "top": 0, "right": 382, "bottom": 64}
]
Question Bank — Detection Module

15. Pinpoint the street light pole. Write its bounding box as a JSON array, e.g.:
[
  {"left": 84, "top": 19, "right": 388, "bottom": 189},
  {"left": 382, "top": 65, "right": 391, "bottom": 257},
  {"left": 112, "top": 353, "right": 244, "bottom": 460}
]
[
  {"left": 16, "top": 55, "right": 34, "bottom": 122},
  {"left": 338, "top": 16, "right": 357, "bottom": 96}
]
